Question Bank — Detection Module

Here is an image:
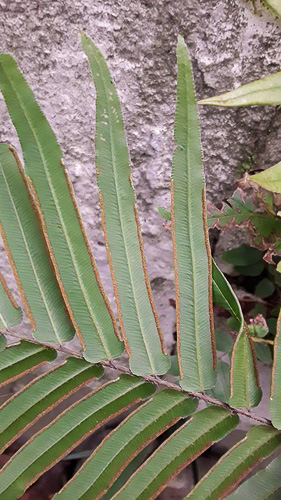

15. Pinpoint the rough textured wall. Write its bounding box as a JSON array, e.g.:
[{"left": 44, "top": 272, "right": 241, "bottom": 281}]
[{"left": 0, "top": 0, "right": 281, "bottom": 350}]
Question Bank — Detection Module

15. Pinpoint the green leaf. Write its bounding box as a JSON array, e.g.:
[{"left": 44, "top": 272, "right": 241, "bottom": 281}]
[
  {"left": 227, "top": 316, "right": 241, "bottom": 332},
  {"left": 206, "top": 360, "right": 230, "bottom": 403},
  {"left": 0, "top": 335, "right": 6, "bottom": 352},
  {"left": 255, "top": 342, "right": 272, "bottom": 364},
  {"left": 212, "top": 260, "right": 243, "bottom": 327},
  {"left": 250, "top": 162, "right": 281, "bottom": 194},
  {"left": 263, "top": 0, "right": 281, "bottom": 18},
  {"left": 208, "top": 188, "right": 281, "bottom": 252},
  {"left": 0, "top": 144, "right": 74, "bottom": 343},
  {"left": 228, "top": 454, "right": 281, "bottom": 499},
  {"left": 0, "top": 273, "right": 22, "bottom": 329},
  {"left": 0, "top": 374, "right": 155, "bottom": 499},
  {"left": 103, "top": 448, "right": 150, "bottom": 500},
  {"left": 230, "top": 327, "right": 262, "bottom": 409},
  {"left": 223, "top": 244, "right": 263, "bottom": 266},
  {"left": 112, "top": 406, "right": 239, "bottom": 500},
  {"left": 171, "top": 35, "right": 216, "bottom": 391},
  {"left": 167, "top": 355, "right": 180, "bottom": 376},
  {"left": 235, "top": 261, "right": 265, "bottom": 276},
  {"left": 185, "top": 425, "right": 281, "bottom": 499},
  {"left": 199, "top": 72, "right": 281, "bottom": 107},
  {"left": 157, "top": 205, "right": 171, "bottom": 221},
  {"left": 81, "top": 32, "right": 169, "bottom": 376},
  {"left": 255, "top": 278, "right": 275, "bottom": 298},
  {"left": 215, "top": 331, "right": 233, "bottom": 354},
  {"left": 54, "top": 390, "right": 198, "bottom": 499},
  {"left": 0, "top": 341, "right": 57, "bottom": 387},
  {"left": 271, "top": 309, "right": 281, "bottom": 428},
  {"left": 0, "top": 55, "right": 123, "bottom": 362},
  {"left": 0, "top": 357, "right": 103, "bottom": 453}
]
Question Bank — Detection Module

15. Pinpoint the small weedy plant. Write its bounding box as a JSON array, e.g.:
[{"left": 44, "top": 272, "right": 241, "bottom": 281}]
[{"left": 1, "top": 32, "right": 281, "bottom": 499}]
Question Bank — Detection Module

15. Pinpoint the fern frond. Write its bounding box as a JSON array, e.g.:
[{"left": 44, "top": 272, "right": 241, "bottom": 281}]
[
  {"left": 185, "top": 425, "right": 281, "bottom": 499},
  {"left": 112, "top": 407, "right": 238, "bottom": 499},
  {"left": 0, "top": 55, "right": 123, "bottom": 362}
]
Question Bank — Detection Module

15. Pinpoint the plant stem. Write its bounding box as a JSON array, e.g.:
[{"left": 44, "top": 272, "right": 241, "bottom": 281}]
[
  {"left": 252, "top": 337, "right": 274, "bottom": 345},
  {"left": 1, "top": 328, "right": 272, "bottom": 427}
]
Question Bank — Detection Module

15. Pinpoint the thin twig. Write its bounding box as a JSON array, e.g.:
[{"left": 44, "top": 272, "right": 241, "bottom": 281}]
[
  {"left": 252, "top": 337, "right": 274, "bottom": 345},
  {"left": 0, "top": 329, "right": 272, "bottom": 427}
]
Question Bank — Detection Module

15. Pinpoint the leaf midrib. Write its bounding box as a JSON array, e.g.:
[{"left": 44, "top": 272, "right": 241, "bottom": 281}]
[
  {"left": 94, "top": 49, "right": 156, "bottom": 373},
  {"left": 182, "top": 68, "right": 203, "bottom": 390},
  {"left": 0, "top": 163, "right": 61, "bottom": 344}
]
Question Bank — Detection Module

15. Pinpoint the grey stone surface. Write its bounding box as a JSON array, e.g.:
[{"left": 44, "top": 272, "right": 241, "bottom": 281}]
[{"left": 0, "top": 0, "right": 281, "bottom": 351}]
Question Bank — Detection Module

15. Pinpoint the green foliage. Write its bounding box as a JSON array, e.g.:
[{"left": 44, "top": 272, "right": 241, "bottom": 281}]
[
  {"left": 199, "top": 71, "right": 281, "bottom": 107},
  {"left": 0, "top": 33, "right": 281, "bottom": 499},
  {"left": 263, "top": 0, "right": 281, "bottom": 17},
  {"left": 171, "top": 35, "right": 215, "bottom": 392}
]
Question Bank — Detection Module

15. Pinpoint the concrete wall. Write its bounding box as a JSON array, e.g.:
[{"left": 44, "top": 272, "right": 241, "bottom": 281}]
[{"left": 1, "top": 0, "right": 281, "bottom": 349}]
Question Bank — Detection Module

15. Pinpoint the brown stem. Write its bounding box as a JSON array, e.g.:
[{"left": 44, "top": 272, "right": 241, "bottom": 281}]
[{"left": 1, "top": 328, "right": 272, "bottom": 427}]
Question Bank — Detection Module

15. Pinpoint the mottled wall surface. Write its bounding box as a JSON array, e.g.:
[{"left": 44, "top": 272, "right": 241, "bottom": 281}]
[{"left": 0, "top": 0, "right": 281, "bottom": 349}]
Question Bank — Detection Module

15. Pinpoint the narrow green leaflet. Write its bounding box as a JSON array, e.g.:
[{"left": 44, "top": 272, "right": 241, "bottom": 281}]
[
  {"left": 186, "top": 425, "right": 281, "bottom": 499},
  {"left": 263, "top": 0, "right": 281, "bottom": 17},
  {"left": 0, "top": 144, "right": 74, "bottom": 343},
  {"left": 81, "top": 33, "right": 169, "bottom": 376},
  {"left": 0, "top": 55, "right": 123, "bottom": 362},
  {"left": 55, "top": 390, "right": 198, "bottom": 500},
  {"left": 112, "top": 406, "right": 239, "bottom": 500},
  {"left": 250, "top": 162, "right": 281, "bottom": 194},
  {"left": 171, "top": 35, "right": 216, "bottom": 391},
  {"left": 230, "top": 327, "right": 262, "bottom": 409},
  {"left": 0, "top": 357, "right": 103, "bottom": 453},
  {"left": 0, "top": 273, "right": 22, "bottom": 329},
  {"left": 0, "top": 375, "right": 155, "bottom": 500},
  {"left": 271, "top": 309, "right": 281, "bottom": 429},
  {"left": 228, "top": 454, "right": 281, "bottom": 499},
  {"left": 199, "top": 71, "right": 281, "bottom": 107},
  {"left": 212, "top": 260, "right": 243, "bottom": 327},
  {"left": 0, "top": 341, "right": 56, "bottom": 387}
]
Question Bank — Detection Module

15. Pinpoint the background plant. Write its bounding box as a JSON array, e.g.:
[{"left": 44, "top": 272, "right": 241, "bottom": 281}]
[{"left": 1, "top": 33, "right": 281, "bottom": 500}]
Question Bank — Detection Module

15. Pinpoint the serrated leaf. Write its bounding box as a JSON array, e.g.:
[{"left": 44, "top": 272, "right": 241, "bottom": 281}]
[
  {"left": 186, "top": 425, "right": 281, "bottom": 499},
  {"left": 0, "top": 273, "right": 22, "bottom": 329},
  {"left": 250, "top": 162, "right": 281, "bottom": 194},
  {"left": 228, "top": 453, "right": 281, "bottom": 499},
  {"left": 208, "top": 188, "right": 281, "bottom": 252},
  {"left": 271, "top": 309, "right": 281, "bottom": 428},
  {"left": 0, "top": 55, "right": 123, "bottom": 362},
  {"left": 0, "top": 341, "right": 57, "bottom": 387},
  {"left": 0, "top": 144, "right": 74, "bottom": 343},
  {"left": 81, "top": 32, "right": 169, "bottom": 376},
  {"left": 0, "top": 357, "right": 103, "bottom": 453},
  {"left": 230, "top": 327, "right": 262, "bottom": 409},
  {"left": 0, "top": 374, "right": 155, "bottom": 499},
  {"left": 171, "top": 35, "right": 216, "bottom": 392},
  {"left": 199, "top": 71, "right": 281, "bottom": 107},
  {"left": 55, "top": 390, "right": 198, "bottom": 499},
  {"left": 263, "top": 0, "right": 281, "bottom": 17},
  {"left": 113, "top": 406, "right": 239, "bottom": 500}
]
